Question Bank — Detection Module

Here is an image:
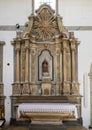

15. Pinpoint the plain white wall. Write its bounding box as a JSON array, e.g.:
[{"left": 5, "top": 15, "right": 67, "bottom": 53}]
[
  {"left": 58, "top": 1, "right": 92, "bottom": 127},
  {"left": 0, "top": 0, "right": 32, "bottom": 123},
  {"left": 0, "top": 31, "right": 16, "bottom": 124},
  {"left": 0, "top": 0, "right": 32, "bottom": 25},
  {"left": 74, "top": 31, "right": 92, "bottom": 128},
  {"left": 0, "top": 31, "right": 16, "bottom": 122},
  {"left": 0, "top": 0, "right": 92, "bottom": 128},
  {"left": 59, "top": 0, "right": 92, "bottom": 26}
]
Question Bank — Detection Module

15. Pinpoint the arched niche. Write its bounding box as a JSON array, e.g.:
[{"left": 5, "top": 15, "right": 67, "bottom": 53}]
[{"left": 38, "top": 49, "right": 54, "bottom": 81}]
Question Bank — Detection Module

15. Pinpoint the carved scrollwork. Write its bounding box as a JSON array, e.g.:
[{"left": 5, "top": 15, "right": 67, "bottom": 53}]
[
  {"left": 13, "top": 84, "right": 21, "bottom": 95},
  {"left": 22, "top": 84, "right": 30, "bottom": 95},
  {"left": 32, "top": 4, "right": 58, "bottom": 41}
]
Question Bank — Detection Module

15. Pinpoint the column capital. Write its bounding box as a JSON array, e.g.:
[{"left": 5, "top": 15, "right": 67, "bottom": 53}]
[
  {"left": 15, "top": 42, "right": 21, "bottom": 51},
  {"left": 13, "top": 38, "right": 21, "bottom": 51},
  {"left": 70, "top": 39, "right": 76, "bottom": 51},
  {"left": 0, "top": 41, "right": 5, "bottom": 45},
  {"left": 14, "top": 37, "right": 22, "bottom": 43},
  {"left": 62, "top": 38, "right": 68, "bottom": 50},
  {"left": 24, "top": 38, "right": 30, "bottom": 49},
  {"left": 54, "top": 35, "right": 61, "bottom": 44},
  {"left": 88, "top": 73, "right": 92, "bottom": 80}
]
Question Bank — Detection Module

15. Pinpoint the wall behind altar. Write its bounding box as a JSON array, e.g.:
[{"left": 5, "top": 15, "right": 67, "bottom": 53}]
[
  {"left": 0, "top": 31, "right": 15, "bottom": 123},
  {"left": 0, "top": 0, "right": 92, "bottom": 128},
  {"left": 59, "top": 0, "right": 92, "bottom": 26}
]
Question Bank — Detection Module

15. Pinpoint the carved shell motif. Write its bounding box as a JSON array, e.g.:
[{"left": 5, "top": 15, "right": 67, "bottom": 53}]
[{"left": 32, "top": 4, "right": 58, "bottom": 41}]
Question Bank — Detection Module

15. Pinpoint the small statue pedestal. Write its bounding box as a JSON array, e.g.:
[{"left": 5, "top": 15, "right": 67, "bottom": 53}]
[{"left": 41, "top": 72, "right": 51, "bottom": 95}]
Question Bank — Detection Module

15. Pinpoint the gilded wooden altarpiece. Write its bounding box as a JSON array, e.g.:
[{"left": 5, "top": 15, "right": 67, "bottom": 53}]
[{"left": 11, "top": 4, "right": 82, "bottom": 123}]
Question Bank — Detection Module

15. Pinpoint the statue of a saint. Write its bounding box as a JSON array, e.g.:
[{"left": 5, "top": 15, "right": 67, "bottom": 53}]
[{"left": 42, "top": 60, "right": 48, "bottom": 73}]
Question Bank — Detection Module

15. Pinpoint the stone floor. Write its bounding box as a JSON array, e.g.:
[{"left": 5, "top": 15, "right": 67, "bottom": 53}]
[{"left": 0, "top": 125, "right": 88, "bottom": 130}]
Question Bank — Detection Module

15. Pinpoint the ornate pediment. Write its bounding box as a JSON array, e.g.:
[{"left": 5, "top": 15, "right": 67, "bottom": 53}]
[
  {"left": 22, "top": 4, "right": 65, "bottom": 42},
  {"left": 32, "top": 4, "right": 58, "bottom": 41}
]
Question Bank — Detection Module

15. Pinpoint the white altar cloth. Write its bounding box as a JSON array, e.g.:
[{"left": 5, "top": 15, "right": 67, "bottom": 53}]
[{"left": 17, "top": 103, "right": 78, "bottom": 118}]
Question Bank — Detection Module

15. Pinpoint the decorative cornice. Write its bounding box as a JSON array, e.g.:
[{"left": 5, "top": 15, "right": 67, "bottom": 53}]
[
  {"left": 65, "top": 26, "right": 92, "bottom": 31},
  {"left": 0, "top": 25, "right": 92, "bottom": 31},
  {"left": 0, "top": 25, "right": 24, "bottom": 31}
]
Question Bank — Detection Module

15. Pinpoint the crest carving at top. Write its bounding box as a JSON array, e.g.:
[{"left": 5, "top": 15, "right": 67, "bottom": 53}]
[{"left": 31, "top": 4, "right": 58, "bottom": 41}]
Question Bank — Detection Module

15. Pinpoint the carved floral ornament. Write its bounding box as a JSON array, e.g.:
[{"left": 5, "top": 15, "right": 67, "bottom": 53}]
[{"left": 32, "top": 4, "right": 58, "bottom": 41}]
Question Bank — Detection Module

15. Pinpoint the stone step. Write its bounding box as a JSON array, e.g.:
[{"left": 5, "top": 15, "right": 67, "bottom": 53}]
[{"left": 29, "top": 124, "right": 66, "bottom": 130}]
